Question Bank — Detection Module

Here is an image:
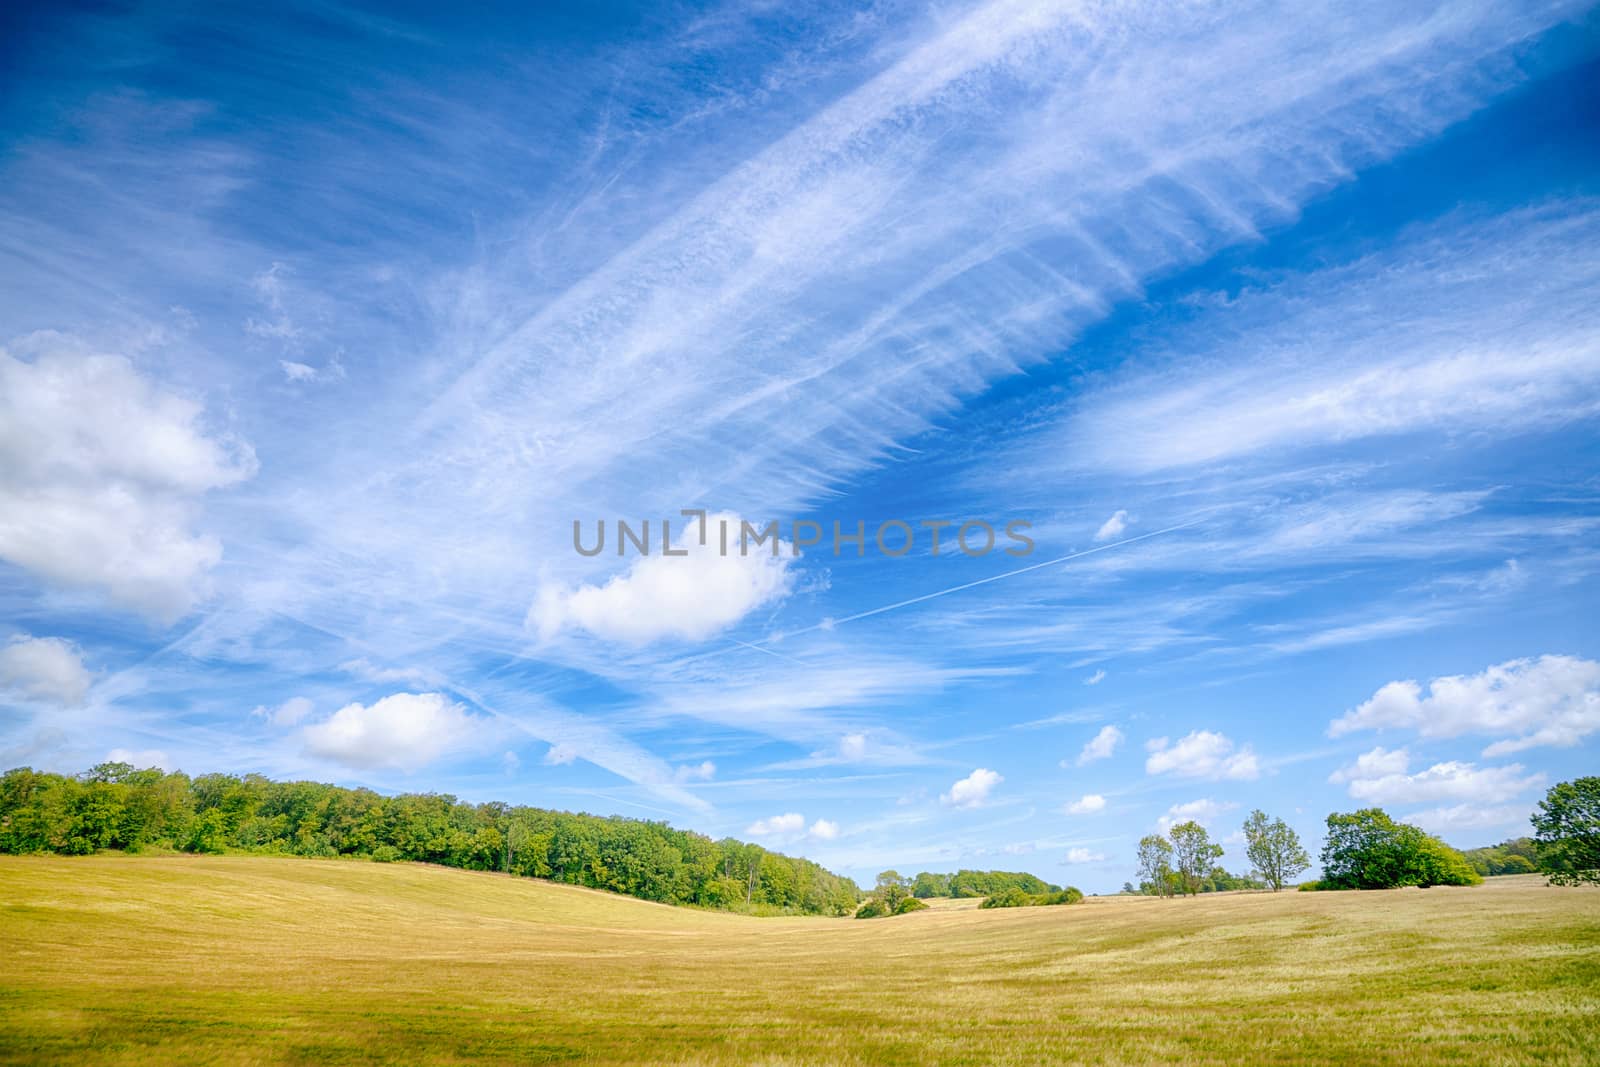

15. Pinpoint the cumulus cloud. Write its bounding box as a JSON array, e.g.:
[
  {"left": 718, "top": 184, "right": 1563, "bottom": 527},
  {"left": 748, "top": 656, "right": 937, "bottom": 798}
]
[
  {"left": 673, "top": 760, "right": 716, "bottom": 782},
  {"left": 1329, "top": 655, "right": 1600, "bottom": 755},
  {"left": 301, "top": 692, "right": 485, "bottom": 771},
  {"left": 744, "top": 812, "right": 839, "bottom": 841},
  {"left": 1076, "top": 725, "right": 1124, "bottom": 766},
  {"left": 1065, "top": 794, "right": 1107, "bottom": 815},
  {"left": 0, "top": 635, "right": 92, "bottom": 706},
  {"left": 1327, "top": 745, "right": 1409, "bottom": 783},
  {"left": 1158, "top": 798, "right": 1237, "bottom": 832},
  {"left": 1406, "top": 803, "right": 1534, "bottom": 835},
  {"left": 942, "top": 767, "right": 1003, "bottom": 809},
  {"left": 1145, "top": 730, "right": 1259, "bottom": 780},
  {"left": 252, "top": 696, "right": 313, "bottom": 727},
  {"left": 1328, "top": 746, "right": 1544, "bottom": 806},
  {"left": 1094, "top": 511, "right": 1129, "bottom": 542},
  {"left": 808, "top": 819, "right": 840, "bottom": 841},
  {"left": 529, "top": 512, "right": 795, "bottom": 645},
  {"left": 0, "top": 334, "right": 255, "bottom": 620},
  {"left": 1065, "top": 847, "right": 1107, "bottom": 864}
]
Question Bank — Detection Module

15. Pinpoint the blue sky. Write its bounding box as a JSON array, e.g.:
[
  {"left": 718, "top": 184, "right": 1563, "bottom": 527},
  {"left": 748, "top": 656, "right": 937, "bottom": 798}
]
[{"left": 2, "top": 0, "right": 1598, "bottom": 893}]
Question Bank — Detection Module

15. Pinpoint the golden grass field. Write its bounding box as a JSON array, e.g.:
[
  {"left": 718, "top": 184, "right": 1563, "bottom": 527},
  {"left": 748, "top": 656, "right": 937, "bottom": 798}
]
[{"left": 2, "top": 855, "right": 1596, "bottom": 1065}]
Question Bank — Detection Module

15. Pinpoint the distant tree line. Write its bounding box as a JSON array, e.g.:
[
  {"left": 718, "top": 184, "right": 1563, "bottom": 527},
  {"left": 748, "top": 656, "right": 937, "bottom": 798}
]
[
  {"left": 0, "top": 763, "right": 861, "bottom": 916},
  {"left": 1461, "top": 837, "right": 1538, "bottom": 877},
  {"left": 978, "top": 886, "right": 1083, "bottom": 909},
  {"left": 909, "top": 869, "right": 1059, "bottom": 898}
]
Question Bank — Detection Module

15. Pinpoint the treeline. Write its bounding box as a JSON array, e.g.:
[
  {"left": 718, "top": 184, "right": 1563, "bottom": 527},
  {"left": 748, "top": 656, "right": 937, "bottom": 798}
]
[
  {"left": 0, "top": 763, "right": 861, "bottom": 916},
  {"left": 1124, "top": 869, "right": 1267, "bottom": 895},
  {"left": 909, "top": 869, "right": 1059, "bottom": 898},
  {"left": 979, "top": 886, "right": 1083, "bottom": 909},
  {"left": 1462, "top": 837, "right": 1538, "bottom": 877}
]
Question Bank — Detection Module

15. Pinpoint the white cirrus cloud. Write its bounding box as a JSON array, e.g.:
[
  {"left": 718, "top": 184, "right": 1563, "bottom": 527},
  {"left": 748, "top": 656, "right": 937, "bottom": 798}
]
[
  {"left": 1329, "top": 655, "right": 1600, "bottom": 756},
  {"left": 1065, "top": 847, "right": 1107, "bottom": 864},
  {"left": 1083, "top": 669, "right": 1107, "bottom": 686},
  {"left": 942, "top": 767, "right": 1003, "bottom": 809},
  {"left": 0, "top": 333, "right": 256, "bottom": 621},
  {"left": 1065, "top": 794, "right": 1107, "bottom": 815},
  {"left": 1145, "top": 730, "right": 1259, "bottom": 780},
  {"left": 1158, "top": 798, "right": 1237, "bottom": 832},
  {"left": 1094, "top": 511, "right": 1129, "bottom": 542},
  {"left": 301, "top": 692, "right": 486, "bottom": 772},
  {"left": 1076, "top": 725, "right": 1124, "bottom": 766},
  {"left": 0, "top": 635, "right": 93, "bottom": 706},
  {"left": 528, "top": 512, "right": 794, "bottom": 645}
]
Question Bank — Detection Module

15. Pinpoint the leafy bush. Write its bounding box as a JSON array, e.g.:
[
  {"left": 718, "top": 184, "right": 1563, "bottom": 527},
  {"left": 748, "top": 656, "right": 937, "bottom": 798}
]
[
  {"left": 980, "top": 886, "right": 1082, "bottom": 909},
  {"left": 893, "top": 896, "right": 929, "bottom": 915}
]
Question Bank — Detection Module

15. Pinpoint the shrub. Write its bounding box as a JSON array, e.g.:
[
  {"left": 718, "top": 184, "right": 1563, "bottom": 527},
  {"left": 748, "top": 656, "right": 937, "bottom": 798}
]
[
  {"left": 854, "top": 899, "right": 888, "bottom": 919},
  {"left": 893, "top": 896, "right": 929, "bottom": 915}
]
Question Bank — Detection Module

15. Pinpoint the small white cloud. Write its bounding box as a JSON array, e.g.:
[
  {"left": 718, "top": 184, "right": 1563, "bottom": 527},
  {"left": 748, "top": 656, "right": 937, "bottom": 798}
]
[
  {"left": 1076, "top": 724, "right": 1124, "bottom": 766},
  {"left": 1065, "top": 794, "right": 1107, "bottom": 815},
  {"left": 942, "top": 767, "right": 1003, "bottom": 809},
  {"left": 1094, "top": 510, "right": 1130, "bottom": 542},
  {"left": 339, "top": 659, "right": 443, "bottom": 688},
  {"left": 1065, "top": 847, "right": 1107, "bottom": 863},
  {"left": 1145, "top": 730, "right": 1259, "bottom": 780},
  {"left": 674, "top": 760, "right": 716, "bottom": 782},
  {"left": 106, "top": 747, "right": 168, "bottom": 770},
  {"left": 839, "top": 732, "right": 868, "bottom": 760},
  {"left": 808, "top": 819, "right": 840, "bottom": 841},
  {"left": 0, "top": 635, "right": 93, "bottom": 706},
  {"left": 301, "top": 692, "right": 484, "bottom": 772},
  {"left": 544, "top": 743, "right": 579, "bottom": 766},
  {"left": 280, "top": 360, "right": 317, "bottom": 382},
  {"left": 502, "top": 750, "right": 520, "bottom": 775},
  {"left": 1157, "top": 798, "right": 1237, "bottom": 832},
  {"left": 1329, "top": 655, "right": 1600, "bottom": 755},
  {"left": 529, "top": 512, "right": 795, "bottom": 645},
  {"left": 252, "top": 696, "right": 314, "bottom": 728},
  {"left": 1327, "top": 745, "right": 1410, "bottom": 783},
  {"left": 1084, "top": 669, "right": 1107, "bottom": 686},
  {"left": 746, "top": 812, "right": 806, "bottom": 837}
]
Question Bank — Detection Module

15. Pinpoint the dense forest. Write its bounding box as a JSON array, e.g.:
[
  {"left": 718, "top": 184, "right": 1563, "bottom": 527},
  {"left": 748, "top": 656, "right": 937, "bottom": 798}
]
[{"left": 0, "top": 763, "right": 861, "bottom": 916}]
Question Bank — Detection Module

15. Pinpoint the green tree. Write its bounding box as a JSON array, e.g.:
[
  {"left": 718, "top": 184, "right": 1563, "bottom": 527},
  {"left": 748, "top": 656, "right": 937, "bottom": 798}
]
[
  {"left": 1136, "top": 834, "right": 1175, "bottom": 898},
  {"left": 1531, "top": 777, "right": 1600, "bottom": 886},
  {"left": 1242, "top": 809, "right": 1310, "bottom": 891},
  {"left": 1319, "top": 808, "right": 1480, "bottom": 889},
  {"left": 874, "top": 869, "right": 910, "bottom": 912},
  {"left": 1168, "top": 821, "right": 1224, "bottom": 897}
]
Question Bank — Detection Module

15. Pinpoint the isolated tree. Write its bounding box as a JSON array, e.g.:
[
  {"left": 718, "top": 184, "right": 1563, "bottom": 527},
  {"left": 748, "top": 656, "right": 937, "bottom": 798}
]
[
  {"left": 1242, "top": 809, "right": 1311, "bottom": 891},
  {"left": 875, "top": 869, "right": 911, "bottom": 912},
  {"left": 1531, "top": 777, "right": 1600, "bottom": 886},
  {"left": 1136, "top": 834, "right": 1176, "bottom": 898},
  {"left": 1168, "top": 821, "right": 1224, "bottom": 896}
]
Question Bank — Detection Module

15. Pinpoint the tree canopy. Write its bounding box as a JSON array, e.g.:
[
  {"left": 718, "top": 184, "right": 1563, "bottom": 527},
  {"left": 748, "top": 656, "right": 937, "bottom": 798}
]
[
  {"left": 0, "top": 763, "right": 860, "bottom": 915},
  {"left": 1531, "top": 777, "right": 1600, "bottom": 886},
  {"left": 1242, "top": 809, "right": 1310, "bottom": 891},
  {"left": 1318, "top": 808, "right": 1480, "bottom": 889}
]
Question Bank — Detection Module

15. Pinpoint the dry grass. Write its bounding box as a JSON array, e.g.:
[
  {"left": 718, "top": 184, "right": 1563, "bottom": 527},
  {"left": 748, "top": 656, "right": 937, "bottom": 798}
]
[{"left": 2, "top": 855, "right": 1596, "bottom": 1065}]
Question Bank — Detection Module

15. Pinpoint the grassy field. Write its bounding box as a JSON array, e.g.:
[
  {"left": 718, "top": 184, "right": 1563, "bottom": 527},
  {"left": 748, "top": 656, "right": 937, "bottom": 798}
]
[{"left": 1, "top": 856, "right": 1596, "bottom": 1065}]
